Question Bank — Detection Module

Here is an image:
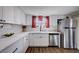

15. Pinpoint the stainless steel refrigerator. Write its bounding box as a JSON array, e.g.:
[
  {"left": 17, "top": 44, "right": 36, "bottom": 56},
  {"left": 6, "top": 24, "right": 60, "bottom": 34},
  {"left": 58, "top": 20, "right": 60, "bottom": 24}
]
[{"left": 63, "top": 17, "right": 77, "bottom": 48}]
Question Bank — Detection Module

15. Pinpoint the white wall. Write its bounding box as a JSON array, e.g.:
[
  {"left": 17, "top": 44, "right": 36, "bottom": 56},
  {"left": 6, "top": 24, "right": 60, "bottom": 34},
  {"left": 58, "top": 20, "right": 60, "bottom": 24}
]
[
  {"left": 49, "top": 15, "right": 65, "bottom": 31},
  {"left": 0, "top": 24, "right": 22, "bottom": 38}
]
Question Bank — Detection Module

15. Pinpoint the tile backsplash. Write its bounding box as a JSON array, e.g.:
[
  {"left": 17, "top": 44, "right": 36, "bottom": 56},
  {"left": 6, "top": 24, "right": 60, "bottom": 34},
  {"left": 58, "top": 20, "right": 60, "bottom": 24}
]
[{"left": 0, "top": 24, "right": 22, "bottom": 38}]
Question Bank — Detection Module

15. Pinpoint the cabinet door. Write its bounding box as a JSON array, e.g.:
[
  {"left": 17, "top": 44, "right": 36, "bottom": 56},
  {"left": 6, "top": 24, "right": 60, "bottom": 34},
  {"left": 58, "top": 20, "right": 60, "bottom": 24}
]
[
  {"left": 23, "top": 37, "right": 28, "bottom": 52},
  {"left": 26, "top": 15, "right": 32, "bottom": 25},
  {"left": 20, "top": 11, "right": 26, "bottom": 25},
  {"left": 14, "top": 7, "right": 26, "bottom": 25},
  {"left": 20, "top": 12, "right": 24, "bottom": 25},
  {"left": 0, "top": 6, "right": 2, "bottom": 20},
  {"left": 15, "top": 39, "right": 24, "bottom": 53},
  {"left": 29, "top": 33, "right": 37, "bottom": 46},
  {"left": 2, "top": 6, "right": 14, "bottom": 23},
  {"left": 37, "top": 34, "right": 49, "bottom": 46},
  {"left": 14, "top": 7, "right": 22, "bottom": 24},
  {"left": 23, "top": 14, "right": 26, "bottom": 25},
  {"left": 29, "top": 33, "right": 49, "bottom": 46},
  {"left": 29, "top": 38, "right": 39, "bottom": 46},
  {"left": 38, "top": 38, "right": 49, "bottom": 46}
]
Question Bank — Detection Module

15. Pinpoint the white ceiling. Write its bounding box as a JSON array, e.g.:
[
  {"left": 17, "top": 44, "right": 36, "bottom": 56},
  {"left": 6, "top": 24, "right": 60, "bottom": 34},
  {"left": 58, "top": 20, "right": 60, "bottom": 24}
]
[{"left": 20, "top": 6, "right": 79, "bottom": 16}]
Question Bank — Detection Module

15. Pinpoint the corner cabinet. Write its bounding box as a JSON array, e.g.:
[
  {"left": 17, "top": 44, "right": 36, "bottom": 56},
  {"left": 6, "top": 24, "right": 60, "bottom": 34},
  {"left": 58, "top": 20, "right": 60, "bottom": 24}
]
[{"left": 29, "top": 33, "right": 49, "bottom": 47}]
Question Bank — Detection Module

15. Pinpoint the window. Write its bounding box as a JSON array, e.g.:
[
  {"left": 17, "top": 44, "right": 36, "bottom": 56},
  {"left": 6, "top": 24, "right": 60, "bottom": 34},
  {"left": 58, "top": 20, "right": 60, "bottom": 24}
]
[{"left": 32, "top": 16, "right": 50, "bottom": 31}]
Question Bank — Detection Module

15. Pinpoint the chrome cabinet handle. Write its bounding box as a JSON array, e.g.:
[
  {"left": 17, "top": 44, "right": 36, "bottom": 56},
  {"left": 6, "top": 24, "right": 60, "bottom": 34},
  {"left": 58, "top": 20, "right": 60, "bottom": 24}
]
[{"left": 12, "top": 48, "right": 18, "bottom": 53}]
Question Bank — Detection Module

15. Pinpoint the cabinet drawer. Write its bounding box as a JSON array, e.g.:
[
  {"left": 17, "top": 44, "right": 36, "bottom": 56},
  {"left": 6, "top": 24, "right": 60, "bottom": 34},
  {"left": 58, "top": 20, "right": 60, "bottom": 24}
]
[
  {"left": 0, "top": 39, "right": 24, "bottom": 53},
  {"left": 30, "top": 33, "right": 48, "bottom": 38}
]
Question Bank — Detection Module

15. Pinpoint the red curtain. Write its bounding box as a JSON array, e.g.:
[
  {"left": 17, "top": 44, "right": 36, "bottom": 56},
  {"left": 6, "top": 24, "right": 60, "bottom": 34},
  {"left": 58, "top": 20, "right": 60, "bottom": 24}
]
[
  {"left": 46, "top": 16, "right": 50, "bottom": 28},
  {"left": 32, "top": 16, "right": 36, "bottom": 28},
  {"left": 38, "top": 16, "right": 43, "bottom": 21},
  {"left": 32, "top": 16, "right": 50, "bottom": 28}
]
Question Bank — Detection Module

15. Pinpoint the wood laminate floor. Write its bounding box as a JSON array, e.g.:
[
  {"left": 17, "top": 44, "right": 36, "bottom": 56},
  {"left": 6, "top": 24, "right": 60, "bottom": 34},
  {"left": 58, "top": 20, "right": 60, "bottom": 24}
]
[{"left": 26, "top": 47, "right": 79, "bottom": 53}]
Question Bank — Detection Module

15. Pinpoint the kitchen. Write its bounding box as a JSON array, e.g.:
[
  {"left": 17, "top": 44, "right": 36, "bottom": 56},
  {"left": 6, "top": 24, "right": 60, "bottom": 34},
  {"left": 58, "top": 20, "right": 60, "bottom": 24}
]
[{"left": 0, "top": 6, "right": 79, "bottom": 53}]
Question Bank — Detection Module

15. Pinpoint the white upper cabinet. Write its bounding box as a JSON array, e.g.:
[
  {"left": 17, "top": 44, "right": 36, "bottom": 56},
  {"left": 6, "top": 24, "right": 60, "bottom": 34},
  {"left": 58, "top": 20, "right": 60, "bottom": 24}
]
[
  {"left": 20, "top": 9, "right": 26, "bottom": 25},
  {"left": 0, "top": 6, "right": 2, "bottom": 20},
  {"left": 26, "top": 15, "right": 32, "bottom": 25},
  {"left": 0, "top": 6, "right": 26, "bottom": 25},
  {"left": 2, "top": 6, "right": 15, "bottom": 23},
  {"left": 14, "top": 7, "right": 26, "bottom": 25},
  {"left": 23, "top": 14, "right": 26, "bottom": 25},
  {"left": 14, "top": 7, "right": 22, "bottom": 24}
]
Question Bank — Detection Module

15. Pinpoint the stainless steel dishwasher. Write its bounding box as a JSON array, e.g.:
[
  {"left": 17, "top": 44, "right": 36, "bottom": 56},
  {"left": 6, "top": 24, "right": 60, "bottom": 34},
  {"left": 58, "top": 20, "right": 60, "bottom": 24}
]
[{"left": 49, "top": 33, "right": 59, "bottom": 47}]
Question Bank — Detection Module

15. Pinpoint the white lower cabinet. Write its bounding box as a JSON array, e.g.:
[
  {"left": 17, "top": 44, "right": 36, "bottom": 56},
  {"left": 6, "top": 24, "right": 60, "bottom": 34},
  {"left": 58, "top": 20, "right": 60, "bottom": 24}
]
[
  {"left": 0, "top": 39, "right": 24, "bottom": 53},
  {"left": 0, "top": 36, "right": 29, "bottom": 53},
  {"left": 29, "top": 33, "right": 49, "bottom": 47}
]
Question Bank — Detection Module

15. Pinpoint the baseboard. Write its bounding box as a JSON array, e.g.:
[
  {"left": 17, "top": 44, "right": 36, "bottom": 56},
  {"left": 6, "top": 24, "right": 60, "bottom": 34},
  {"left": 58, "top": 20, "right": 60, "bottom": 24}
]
[
  {"left": 48, "top": 46, "right": 59, "bottom": 47},
  {"left": 29, "top": 46, "right": 59, "bottom": 48},
  {"left": 63, "top": 48, "right": 77, "bottom": 50},
  {"left": 29, "top": 46, "right": 49, "bottom": 48}
]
